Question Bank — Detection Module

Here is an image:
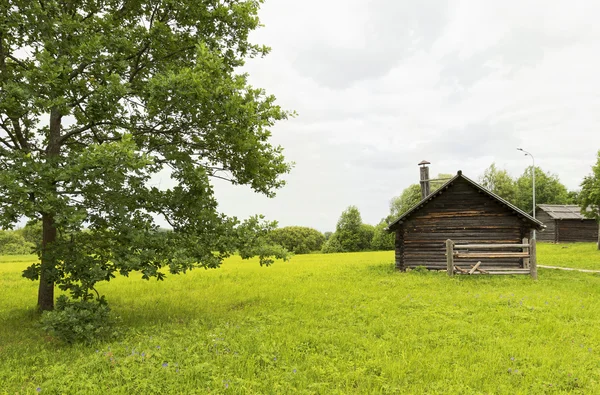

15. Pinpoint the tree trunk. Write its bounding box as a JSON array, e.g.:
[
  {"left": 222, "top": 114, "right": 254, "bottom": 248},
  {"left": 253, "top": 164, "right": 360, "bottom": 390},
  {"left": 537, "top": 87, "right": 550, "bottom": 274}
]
[
  {"left": 37, "top": 108, "right": 62, "bottom": 311},
  {"left": 38, "top": 214, "right": 57, "bottom": 311},
  {"left": 597, "top": 221, "right": 600, "bottom": 251}
]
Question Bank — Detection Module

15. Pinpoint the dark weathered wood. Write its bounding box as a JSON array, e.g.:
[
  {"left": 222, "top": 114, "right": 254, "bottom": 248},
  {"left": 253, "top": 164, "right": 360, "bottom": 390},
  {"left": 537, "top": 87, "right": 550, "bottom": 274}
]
[
  {"left": 530, "top": 238, "right": 538, "bottom": 280},
  {"left": 535, "top": 206, "right": 598, "bottom": 243},
  {"left": 446, "top": 239, "right": 454, "bottom": 277},
  {"left": 420, "top": 164, "right": 430, "bottom": 199},
  {"left": 395, "top": 177, "right": 539, "bottom": 271},
  {"left": 535, "top": 209, "right": 556, "bottom": 242}
]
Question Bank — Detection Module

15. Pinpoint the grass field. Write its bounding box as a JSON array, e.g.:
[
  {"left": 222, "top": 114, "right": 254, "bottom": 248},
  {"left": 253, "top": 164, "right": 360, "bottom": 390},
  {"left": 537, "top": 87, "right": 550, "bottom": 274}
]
[{"left": 1, "top": 244, "right": 600, "bottom": 394}]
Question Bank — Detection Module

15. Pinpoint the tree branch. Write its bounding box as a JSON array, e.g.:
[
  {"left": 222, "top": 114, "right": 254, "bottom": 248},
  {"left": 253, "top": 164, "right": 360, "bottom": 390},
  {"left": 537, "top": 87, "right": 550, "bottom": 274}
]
[{"left": 59, "top": 121, "right": 117, "bottom": 144}]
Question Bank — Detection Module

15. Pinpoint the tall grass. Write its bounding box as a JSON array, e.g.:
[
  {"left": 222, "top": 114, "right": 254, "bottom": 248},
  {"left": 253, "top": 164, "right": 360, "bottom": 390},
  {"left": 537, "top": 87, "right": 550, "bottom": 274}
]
[{"left": 1, "top": 247, "right": 600, "bottom": 393}]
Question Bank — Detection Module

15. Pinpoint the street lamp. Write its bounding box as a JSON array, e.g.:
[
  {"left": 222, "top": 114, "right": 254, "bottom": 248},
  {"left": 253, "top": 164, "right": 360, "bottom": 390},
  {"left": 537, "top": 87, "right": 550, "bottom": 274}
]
[{"left": 517, "top": 147, "right": 536, "bottom": 239}]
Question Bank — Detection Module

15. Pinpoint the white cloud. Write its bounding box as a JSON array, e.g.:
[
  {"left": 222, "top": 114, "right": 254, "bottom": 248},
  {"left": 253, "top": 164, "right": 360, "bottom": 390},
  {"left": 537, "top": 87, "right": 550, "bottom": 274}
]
[{"left": 210, "top": 0, "right": 600, "bottom": 232}]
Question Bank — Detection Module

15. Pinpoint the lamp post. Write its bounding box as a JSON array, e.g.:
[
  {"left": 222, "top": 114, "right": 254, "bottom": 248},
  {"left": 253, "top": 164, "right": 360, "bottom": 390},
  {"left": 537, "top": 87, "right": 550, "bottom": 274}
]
[{"left": 517, "top": 147, "right": 536, "bottom": 239}]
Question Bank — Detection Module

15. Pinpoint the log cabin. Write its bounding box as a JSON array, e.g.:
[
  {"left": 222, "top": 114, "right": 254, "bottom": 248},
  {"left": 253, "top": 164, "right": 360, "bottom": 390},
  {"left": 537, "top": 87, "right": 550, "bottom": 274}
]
[
  {"left": 387, "top": 163, "right": 544, "bottom": 271},
  {"left": 535, "top": 204, "right": 599, "bottom": 243}
]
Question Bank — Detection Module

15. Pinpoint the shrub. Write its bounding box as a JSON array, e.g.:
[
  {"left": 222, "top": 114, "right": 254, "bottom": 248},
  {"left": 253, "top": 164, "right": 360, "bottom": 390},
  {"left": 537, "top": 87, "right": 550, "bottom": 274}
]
[
  {"left": 40, "top": 296, "right": 119, "bottom": 344},
  {"left": 321, "top": 233, "right": 344, "bottom": 253},
  {"left": 358, "top": 224, "right": 375, "bottom": 250},
  {"left": 0, "top": 230, "right": 34, "bottom": 255},
  {"left": 267, "top": 226, "right": 325, "bottom": 254},
  {"left": 335, "top": 206, "right": 363, "bottom": 252},
  {"left": 371, "top": 221, "right": 395, "bottom": 250}
]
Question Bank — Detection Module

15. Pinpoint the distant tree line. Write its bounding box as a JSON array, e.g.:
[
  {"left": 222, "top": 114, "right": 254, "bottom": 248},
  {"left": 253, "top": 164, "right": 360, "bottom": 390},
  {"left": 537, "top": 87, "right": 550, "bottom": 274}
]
[{"left": 3, "top": 157, "right": 600, "bottom": 256}]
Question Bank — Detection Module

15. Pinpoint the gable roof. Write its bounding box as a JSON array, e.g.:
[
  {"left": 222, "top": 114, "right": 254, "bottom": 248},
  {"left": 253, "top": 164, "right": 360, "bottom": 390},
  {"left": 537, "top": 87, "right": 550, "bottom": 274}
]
[
  {"left": 537, "top": 204, "right": 591, "bottom": 220},
  {"left": 386, "top": 171, "right": 545, "bottom": 231}
]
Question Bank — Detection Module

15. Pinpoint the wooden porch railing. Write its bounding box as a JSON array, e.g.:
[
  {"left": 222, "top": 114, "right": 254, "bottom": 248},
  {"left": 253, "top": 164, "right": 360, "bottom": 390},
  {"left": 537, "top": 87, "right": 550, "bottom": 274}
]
[{"left": 445, "top": 238, "right": 537, "bottom": 279}]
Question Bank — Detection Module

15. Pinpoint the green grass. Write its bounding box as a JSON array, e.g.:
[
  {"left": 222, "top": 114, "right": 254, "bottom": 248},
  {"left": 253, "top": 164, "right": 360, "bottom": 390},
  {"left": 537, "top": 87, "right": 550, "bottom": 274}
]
[
  {"left": 1, "top": 248, "right": 600, "bottom": 394},
  {"left": 538, "top": 242, "right": 600, "bottom": 270}
]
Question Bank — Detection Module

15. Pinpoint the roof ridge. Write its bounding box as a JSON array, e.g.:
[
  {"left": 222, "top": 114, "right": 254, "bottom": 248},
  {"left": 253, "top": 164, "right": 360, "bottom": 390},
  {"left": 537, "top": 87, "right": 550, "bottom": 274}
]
[{"left": 386, "top": 172, "right": 545, "bottom": 231}]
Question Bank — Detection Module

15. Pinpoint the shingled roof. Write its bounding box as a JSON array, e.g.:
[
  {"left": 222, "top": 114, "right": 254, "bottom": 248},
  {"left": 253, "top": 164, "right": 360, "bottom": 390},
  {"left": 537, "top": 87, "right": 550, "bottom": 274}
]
[
  {"left": 387, "top": 171, "right": 545, "bottom": 231},
  {"left": 537, "top": 204, "right": 590, "bottom": 220}
]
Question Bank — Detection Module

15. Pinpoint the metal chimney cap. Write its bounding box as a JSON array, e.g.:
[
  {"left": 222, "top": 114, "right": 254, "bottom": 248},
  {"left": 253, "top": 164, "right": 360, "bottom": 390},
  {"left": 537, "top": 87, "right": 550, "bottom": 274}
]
[{"left": 418, "top": 160, "right": 431, "bottom": 166}]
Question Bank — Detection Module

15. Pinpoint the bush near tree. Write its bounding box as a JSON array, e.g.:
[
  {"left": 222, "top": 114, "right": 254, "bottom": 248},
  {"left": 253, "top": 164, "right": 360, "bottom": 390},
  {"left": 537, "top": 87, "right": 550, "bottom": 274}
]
[
  {"left": 267, "top": 226, "right": 325, "bottom": 254},
  {"left": 322, "top": 206, "right": 379, "bottom": 253},
  {"left": 0, "top": 230, "right": 34, "bottom": 255},
  {"left": 371, "top": 221, "right": 395, "bottom": 251}
]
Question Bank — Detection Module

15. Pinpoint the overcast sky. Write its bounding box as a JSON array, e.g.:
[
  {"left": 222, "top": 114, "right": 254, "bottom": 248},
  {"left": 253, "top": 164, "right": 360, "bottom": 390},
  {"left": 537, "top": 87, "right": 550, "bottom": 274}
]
[{"left": 208, "top": 0, "right": 600, "bottom": 232}]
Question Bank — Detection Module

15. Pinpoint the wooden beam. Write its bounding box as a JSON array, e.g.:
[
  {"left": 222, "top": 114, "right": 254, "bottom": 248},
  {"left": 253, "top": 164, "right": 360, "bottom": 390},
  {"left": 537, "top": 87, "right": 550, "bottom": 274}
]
[
  {"left": 468, "top": 261, "right": 482, "bottom": 275},
  {"left": 522, "top": 237, "right": 529, "bottom": 269},
  {"left": 454, "top": 252, "right": 530, "bottom": 259},
  {"left": 454, "top": 244, "right": 529, "bottom": 249},
  {"left": 446, "top": 239, "right": 454, "bottom": 277},
  {"left": 454, "top": 265, "right": 468, "bottom": 274},
  {"left": 530, "top": 238, "right": 538, "bottom": 280}
]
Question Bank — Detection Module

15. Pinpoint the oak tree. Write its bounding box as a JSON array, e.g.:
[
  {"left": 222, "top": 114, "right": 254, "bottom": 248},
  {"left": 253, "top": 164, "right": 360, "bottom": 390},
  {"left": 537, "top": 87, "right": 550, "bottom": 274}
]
[
  {"left": 0, "top": 0, "right": 291, "bottom": 311},
  {"left": 580, "top": 150, "right": 600, "bottom": 249}
]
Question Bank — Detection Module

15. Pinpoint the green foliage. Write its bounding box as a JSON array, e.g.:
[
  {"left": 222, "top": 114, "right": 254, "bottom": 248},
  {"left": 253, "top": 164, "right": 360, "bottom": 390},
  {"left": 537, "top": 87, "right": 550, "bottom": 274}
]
[
  {"left": 323, "top": 208, "right": 375, "bottom": 253},
  {"left": 0, "top": 230, "right": 34, "bottom": 255},
  {"left": 323, "top": 231, "right": 333, "bottom": 241},
  {"left": 0, "top": 1, "right": 292, "bottom": 308},
  {"left": 389, "top": 173, "right": 450, "bottom": 221},
  {"left": 371, "top": 221, "right": 395, "bottom": 251},
  {"left": 321, "top": 233, "right": 344, "bottom": 253},
  {"left": 430, "top": 173, "right": 453, "bottom": 191},
  {"left": 479, "top": 163, "right": 517, "bottom": 203},
  {"left": 332, "top": 206, "right": 363, "bottom": 252},
  {"left": 567, "top": 190, "right": 581, "bottom": 205},
  {"left": 267, "top": 226, "right": 325, "bottom": 254},
  {"left": 20, "top": 221, "right": 43, "bottom": 247},
  {"left": 389, "top": 184, "right": 421, "bottom": 220},
  {"left": 40, "top": 295, "right": 119, "bottom": 344},
  {"left": 515, "top": 166, "right": 569, "bottom": 212},
  {"left": 359, "top": 224, "right": 375, "bottom": 251},
  {"left": 3, "top": 248, "right": 600, "bottom": 392},
  {"left": 580, "top": 150, "right": 600, "bottom": 220}
]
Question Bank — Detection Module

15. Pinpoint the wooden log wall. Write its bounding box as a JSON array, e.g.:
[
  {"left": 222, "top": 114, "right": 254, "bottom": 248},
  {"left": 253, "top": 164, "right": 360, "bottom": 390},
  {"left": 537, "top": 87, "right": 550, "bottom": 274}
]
[
  {"left": 535, "top": 210, "right": 556, "bottom": 242},
  {"left": 557, "top": 219, "right": 599, "bottom": 243},
  {"left": 395, "top": 178, "right": 532, "bottom": 270}
]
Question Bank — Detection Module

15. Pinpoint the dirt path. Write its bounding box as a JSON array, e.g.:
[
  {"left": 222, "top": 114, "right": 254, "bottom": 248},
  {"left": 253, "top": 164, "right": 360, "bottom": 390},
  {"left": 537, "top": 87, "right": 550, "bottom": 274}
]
[{"left": 539, "top": 265, "right": 600, "bottom": 273}]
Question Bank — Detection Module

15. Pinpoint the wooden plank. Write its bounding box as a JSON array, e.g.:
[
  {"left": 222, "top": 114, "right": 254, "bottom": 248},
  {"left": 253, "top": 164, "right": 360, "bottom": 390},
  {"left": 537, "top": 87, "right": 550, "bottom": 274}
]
[
  {"left": 530, "top": 238, "right": 538, "bottom": 280},
  {"left": 454, "top": 252, "right": 530, "bottom": 259},
  {"left": 446, "top": 239, "right": 454, "bottom": 277},
  {"left": 454, "top": 244, "right": 529, "bottom": 249},
  {"left": 522, "top": 237, "right": 529, "bottom": 269},
  {"left": 468, "top": 261, "right": 481, "bottom": 275},
  {"left": 454, "top": 265, "right": 468, "bottom": 274},
  {"left": 478, "top": 271, "right": 530, "bottom": 275}
]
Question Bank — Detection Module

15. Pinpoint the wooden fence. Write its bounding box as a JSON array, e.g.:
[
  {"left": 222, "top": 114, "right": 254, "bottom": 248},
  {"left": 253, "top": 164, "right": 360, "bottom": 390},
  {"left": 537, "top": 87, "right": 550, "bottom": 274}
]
[{"left": 445, "top": 238, "right": 537, "bottom": 279}]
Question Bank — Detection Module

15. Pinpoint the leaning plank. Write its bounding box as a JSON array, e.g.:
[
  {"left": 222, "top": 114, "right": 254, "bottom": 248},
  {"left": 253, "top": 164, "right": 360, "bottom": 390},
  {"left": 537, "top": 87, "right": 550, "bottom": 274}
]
[
  {"left": 468, "top": 261, "right": 482, "bottom": 275},
  {"left": 454, "top": 265, "right": 469, "bottom": 274},
  {"left": 454, "top": 252, "right": 530, "bottom": 259},
  {"left": 454, "top": 244, "right": 529, "bottom": 249}
]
